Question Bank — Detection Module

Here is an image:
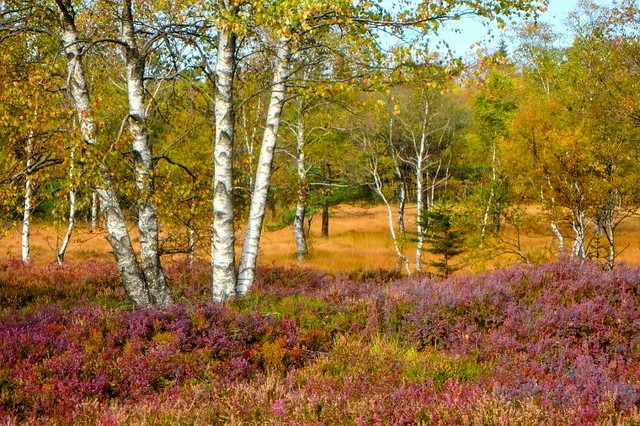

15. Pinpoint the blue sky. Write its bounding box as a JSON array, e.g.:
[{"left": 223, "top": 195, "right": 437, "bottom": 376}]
[{"left": 433, "top": 0, "right": 614, "bottom": 58}]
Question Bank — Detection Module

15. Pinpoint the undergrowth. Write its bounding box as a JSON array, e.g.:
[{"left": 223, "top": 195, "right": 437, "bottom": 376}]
[{"left": 0, "top": 258, "right": 639, "bottom": 424}]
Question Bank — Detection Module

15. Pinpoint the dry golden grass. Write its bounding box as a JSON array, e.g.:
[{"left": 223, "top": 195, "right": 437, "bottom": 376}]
[{"left": 2, "top": 204, "right": 639, "bottom": 274}]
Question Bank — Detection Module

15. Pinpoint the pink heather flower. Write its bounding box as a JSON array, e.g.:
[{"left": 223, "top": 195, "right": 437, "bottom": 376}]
[{"left": 271, "top": 399, "right": 287, "bottom": 417}]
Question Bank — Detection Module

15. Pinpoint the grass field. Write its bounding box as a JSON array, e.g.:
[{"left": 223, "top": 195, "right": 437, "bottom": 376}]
[{"left": 3, "top": 204, "right": 640, "bottom": 273}]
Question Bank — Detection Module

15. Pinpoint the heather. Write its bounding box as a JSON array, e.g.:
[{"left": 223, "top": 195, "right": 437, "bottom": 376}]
[{"left": 1, "top": 259, "right": 640, "bottom": 424}]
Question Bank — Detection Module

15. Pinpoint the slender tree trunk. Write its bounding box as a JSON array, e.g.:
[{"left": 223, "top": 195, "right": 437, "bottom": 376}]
[
  {"left": 57, "top": 148, "right": 76, "bottom": 265},
  {"left": 56, "top": 0, "right": 154, "bottom": 307},
  {"left": 121, "top": 0, "right": 171, "bottom": 308},
  {"left": 21, "top": 127, "right": 34, "bottom": 265},
  {"left": 414, "top": 98, "right": 429, "bottom": 273},
  {"left": 481, "top": 140, "right": 497, "bottom": 239},
  {"left": 387, "top": 113, "right": 405, "bottom": 233},
  {"left": 571, "top": 209, "right": 586, "bottom": 259},
  {"left": 237, "top": 39, "right": 291, "bottom": 296},
  {"left": 397, "top": 181, "right": 406, "bottom": 233},
  {"left": 542, "top": 177, "right": 564, "bottom": 253},
  {"left": 321, "top": 163, "right": 330, "bottom": 238},
  {"left": 293, "top": 112, "right": 308, "bottom": 261},
  {"left": 370, "top": 158, "right": 411, "bottom": 276},
  {"left": 188, "top": 225, "right": 196, "bottom": 266},
  {"left": 415, "top": 169, "right": 424, "bottom": 273},
  {"left": 605, "top": 215, "right": 615, "bottom": 270},
  {"left": 90, "top": 191, "right": 98, "bottom": 230},
  {"left": 212, "top": 19, "right": 238, "bottom": 301}
]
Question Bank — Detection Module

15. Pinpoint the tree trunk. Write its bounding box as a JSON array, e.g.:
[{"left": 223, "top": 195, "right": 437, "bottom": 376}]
[
  {"left": 481, "top": 140, "right": 497, "bottom": 239},
  {"left": 386, "top": 112, "right": 406, "bottom": 233},
  {"left": 57, "top": 148, "right": 76, "bottom": 265},
  {"left": 293, "top": 112, "right": 308, "bottom": 261},
  {"left": 605, "top": 215, "right": 615, "bottom": 270},
  {"left": 211, "top": 19, "right": 238, "bottom": 301},
  {"left": 370, "top": 156, "right": 411, "bottom": 276},
  {"left": 321, "top": 163, "right": 330, "bottom": 238},
  {"left": 571, "top": 209, "right": 586, "bottom": 259},
  {"left": 397, "top": 181, "right": 406, "bottom": 233},
  {"left": 542, "top": 177, "right": 564, "bottom": 253},
  {"left": 414, "top": 97, "right": 429, "bottom": 273},
  {"left": 121, "top": 0, "right": 171, "bottom": 308},
  {"left": 237, "top": 38, "right": 291, "bottom": 296},
  {"left": 21, "top": 127, "right": 33, "bottom": 265},
  {"left": 56, "top": 0, "right": 156, "bottom": 308},
  {"left": 90, "top": 191, "right": 99, "bottom": 230},
  {"left": 188, "top": 225, "right": 196, "bottom": 266}
]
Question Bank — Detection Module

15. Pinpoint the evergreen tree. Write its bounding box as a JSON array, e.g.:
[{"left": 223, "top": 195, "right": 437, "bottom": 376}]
[{"left": 423, "top": 211, "right": 465, "bottom": 277}]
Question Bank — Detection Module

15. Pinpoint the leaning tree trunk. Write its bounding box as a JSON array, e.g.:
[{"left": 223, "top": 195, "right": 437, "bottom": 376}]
[
  {"left": 370, "top": 156, "right": 411, "bottom": 276},
  {"left": 211, "top": 19, "right": 238, "bottom": 301},
  {"left": 386, "top": 113, "right": 406, "bottom": 233},
  {"left": 237, "top": 39, "right": 291, "bottom": 296},
  {"left": 57, "top": 148, "right": 77, "bottom": 265},
  {"left": 56, "top": 0, "right": 154, "bottom": 307},
  {"left": 121, "top": 0, "right": 172, "bottom": 308}
]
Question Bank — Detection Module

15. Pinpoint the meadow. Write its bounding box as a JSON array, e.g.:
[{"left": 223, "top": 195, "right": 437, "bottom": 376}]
[{"left": 2, "top": 207, "right": 640, "bottom": 424}]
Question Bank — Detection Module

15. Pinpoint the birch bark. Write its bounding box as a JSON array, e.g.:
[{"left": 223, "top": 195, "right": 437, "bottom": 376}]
[
  {"left": 121, "top": 0, "right": 172, "bottom": 308},
  {"left": 21, "top": 124, "right": 33, "bottom": 265},
  {"left": 481, "top": 140, "right": 497, "bottom": 239},
  {"left": 57, "top": 148, "right": 76, "bottom": 265},
  {"left": 212, "top": 16, "right": 237, "bottom": 301},
  {"left": 91, "top": 192, "right": 98, "bottom": 230},
  {"left": 542, "top": 176, "right": 565, "bottom": 253},
  {"left": 369, "top": 153, "right": 411, "bottom": 276},
  {"left": 292, "top": 110, "right": 309, "bottom": 261},
  {"left": 237, "top": 39, "right": 291, "bottom": 296},
  {"left": 56, "top": 0, "right": 154, "bottom": 307},
  {"left": 414, "top": 99, "right": 429, "bottom": 273}
]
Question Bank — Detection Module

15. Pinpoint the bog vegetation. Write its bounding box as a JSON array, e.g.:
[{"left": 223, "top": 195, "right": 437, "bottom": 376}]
[{"left": 1, "top": 0, "right": 640, "bottom": 423}]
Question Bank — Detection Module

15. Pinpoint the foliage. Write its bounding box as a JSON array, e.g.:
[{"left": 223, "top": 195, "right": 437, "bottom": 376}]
[{"left": 422, "top": 210, "right": 466, "bottom": 277}]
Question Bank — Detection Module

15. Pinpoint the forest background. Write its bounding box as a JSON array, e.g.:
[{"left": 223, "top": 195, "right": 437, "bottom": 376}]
[{"left": 0, "top": 0, "right": 638, "bottom": 303}]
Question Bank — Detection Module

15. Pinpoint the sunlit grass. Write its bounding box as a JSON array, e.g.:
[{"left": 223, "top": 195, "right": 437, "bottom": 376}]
[{"left": 2, "top": 205, "right": 640, "bottom": 274}]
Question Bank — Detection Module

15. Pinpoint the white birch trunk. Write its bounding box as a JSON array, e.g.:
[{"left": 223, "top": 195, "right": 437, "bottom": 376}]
[
  {"left": 571, "top": 209, "right": 586, "bottom": 259},
  {"left": 212, "top": 21, "right": 237, "bottom": 301},
  {"left": 91, "top": 191, "right": 98, "bottom": 230},
  {"left": 542, "top": 177, "right": 565, "bottom": 253},
  {"left": 605, "top": 216, "right": 615, "bottom": 270},
  {"left": 121, "top": 0, "right": 171, "bottom": 308},
  {"left": 188, "top": 225, "right": 196, "bottom": 266},
  {"left": 57, "top": 148, "right": 76, "bottom": 265},
  {"left": 481, "top": 140, "right": 497, "bottom": 239},
  {"left": 386, "top": 114, "right": 406, "bottom": 233},
  {"left": 56, "top": 0, "right": 153, "bottom": 307},
  {"left": 293, "top": 112, "right": 309, "bottom": 262},
  {"left": 370, "top": 158, "right": 411, "bottom": 276},
  {"left": 237, "top": 39, "right": 291, "bottom": 296},
  {"left": 414, "top": 98, "right": 429, "bottom": 273},
  {"left": 21, "top": 127, "right": 34, "bottom": 265}
]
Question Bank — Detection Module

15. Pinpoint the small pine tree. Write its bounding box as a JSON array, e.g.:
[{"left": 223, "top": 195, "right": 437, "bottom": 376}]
[{"left": 423, "top": 211, "right": 465, "bottom": 277}]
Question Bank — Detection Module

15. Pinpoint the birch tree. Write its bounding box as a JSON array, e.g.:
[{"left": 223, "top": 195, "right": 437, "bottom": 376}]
[
  {"left": 54, "top": 0, "right": 176, "bottom": 307},
  {"left": 237, "top": 37, "right": 292, "bottom": 295},
  {"left": 211, "top": 1, "right": 240, "bottom": 301}
]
